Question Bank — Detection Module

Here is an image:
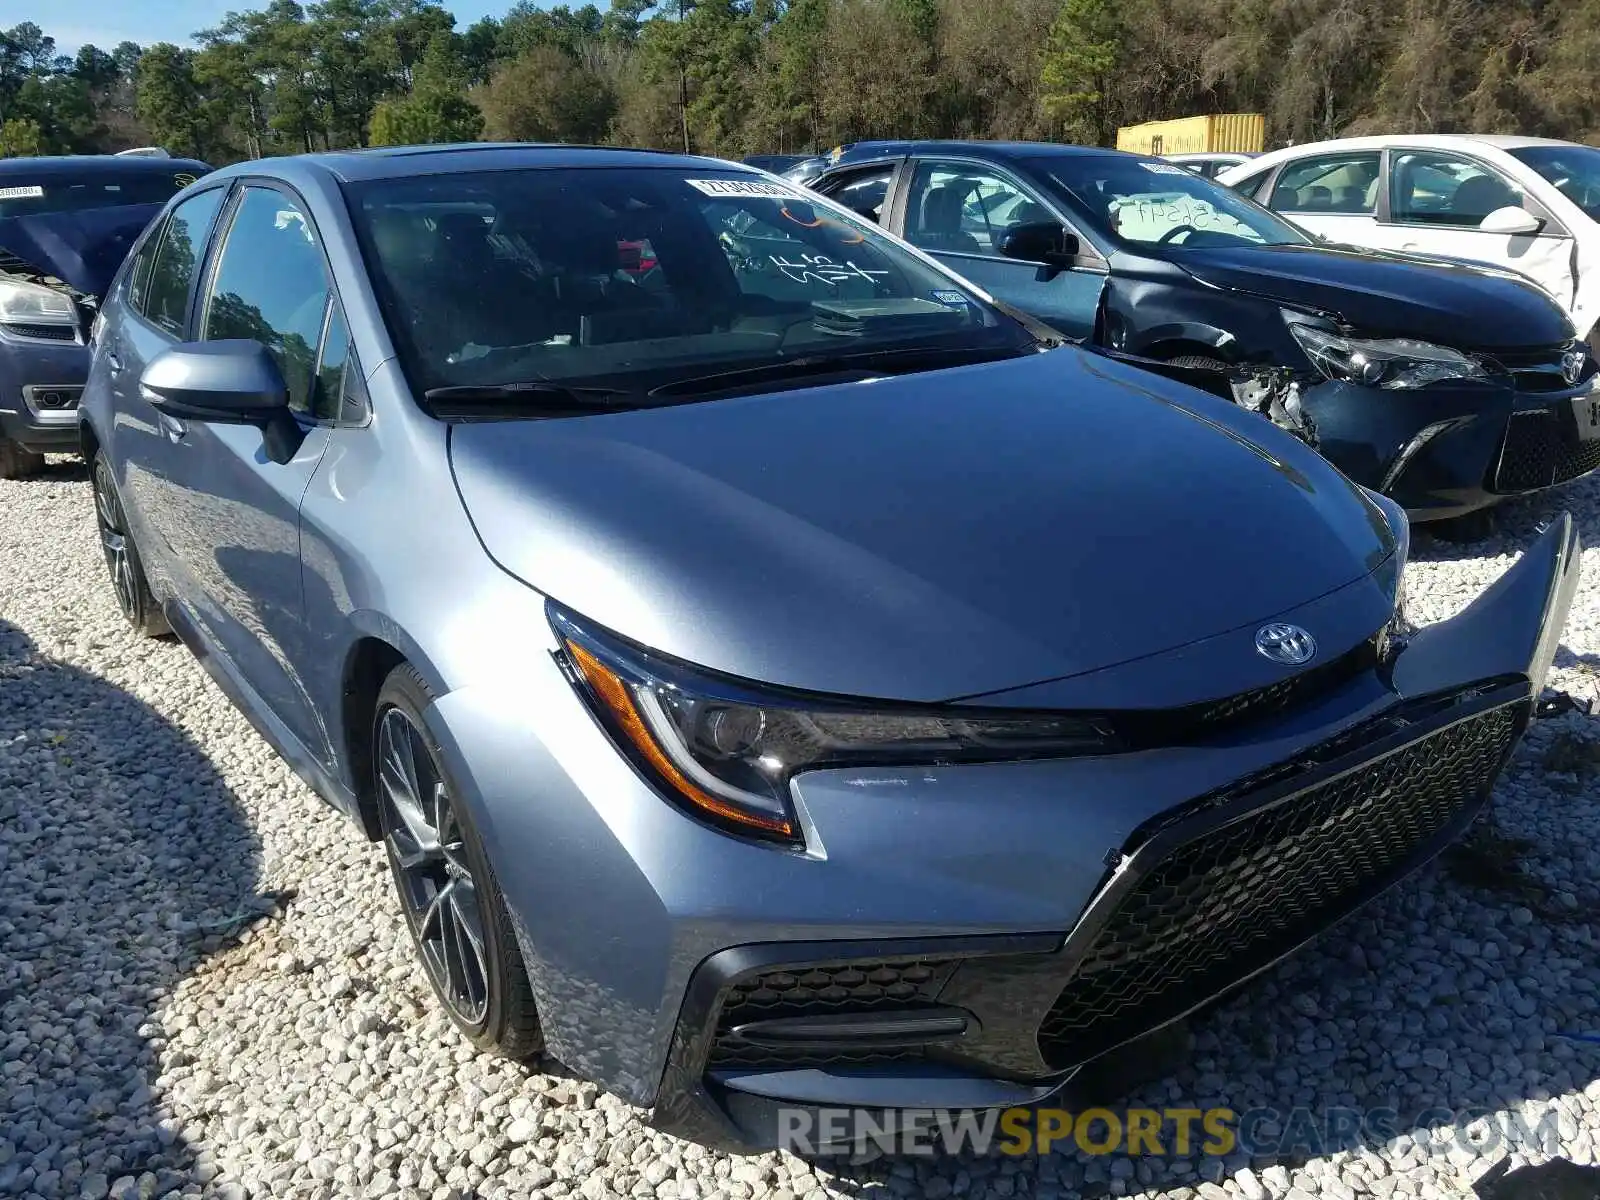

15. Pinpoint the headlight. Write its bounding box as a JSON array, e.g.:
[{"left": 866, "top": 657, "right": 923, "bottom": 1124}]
[
  {"left": 552, "top": 609, "right": 1115, "bottom": 842},
  {"left": 0, "top": 276, "right": 78, "bottom": 332},
  {"left": 1288, "top": 321, "right": 1487, "bottom": 389}
]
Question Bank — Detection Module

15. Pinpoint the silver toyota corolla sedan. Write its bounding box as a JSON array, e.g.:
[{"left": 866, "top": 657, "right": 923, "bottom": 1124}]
[{"left": 79, "top": 144, "right": 1579, "bottom": 1151}]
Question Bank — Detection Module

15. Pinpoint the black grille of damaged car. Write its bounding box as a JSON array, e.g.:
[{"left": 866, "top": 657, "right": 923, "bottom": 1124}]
[
  {"left": 709, "top": 959, "right": 957, "bottom": 1068},
  {"left": 0, "top": 321, "right": 75, "bottom": 342},
  {"left": 1491, "top": 345, "right": 1585, "bottom": 393},
  {"left": 1495, "top": 409, "right": 1600, "bottom": 491},
  {"left": 1036, "top": 702, "right": 1521, "bottom": 1070}
]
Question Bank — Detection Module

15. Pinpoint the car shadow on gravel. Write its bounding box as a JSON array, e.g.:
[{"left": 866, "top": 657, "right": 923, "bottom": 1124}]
[
  {"left": 1413, "top": 473, "right": 1600, "bottom": 564},
  {"left": 0, "top": 619, "right": 266, "bottom": 1198},
  {"left": 15, "top": 456, "right": 90, "bottom": 484}
]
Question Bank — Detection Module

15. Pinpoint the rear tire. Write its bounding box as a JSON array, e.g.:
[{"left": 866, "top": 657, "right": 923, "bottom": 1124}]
[
  {"left": 0, "top": 436, "right": 46, "bottom": 480},
  {"left": 91, "top": 453, "right": 170, "bottom": 637},
  {"left": 374, "top": 664, "right": 543, "bottom": 1060},
  {"left": 1427, "top": 507, "right": 1499, "bottom": 544}
]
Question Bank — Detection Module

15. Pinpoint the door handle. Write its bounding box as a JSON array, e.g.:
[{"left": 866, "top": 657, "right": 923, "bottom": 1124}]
[
  {"left": 1401, "top": 242, "right": 1420, "bottom": 251},
  {"left": 158, "top": 412, "right": 188, "bottom": 442},
  {"left": 105, "top": 345, "right": 123, "bottom": 374}
]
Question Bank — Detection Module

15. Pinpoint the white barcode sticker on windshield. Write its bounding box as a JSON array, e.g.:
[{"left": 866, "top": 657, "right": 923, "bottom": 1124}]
[
  {"left": 686, "top": 178, "right": 801, "bottom": 199},
  {"left": 1139, "top": 163, "right": 1190, "bottom": 176},
  {"left": 0, "top": 185, "right": 45, "bottom": 199}
]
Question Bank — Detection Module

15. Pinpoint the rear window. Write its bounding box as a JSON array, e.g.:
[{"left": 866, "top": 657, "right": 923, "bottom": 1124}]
[{"left": 0, "top": 170, "right": 204, "bottom": 219}]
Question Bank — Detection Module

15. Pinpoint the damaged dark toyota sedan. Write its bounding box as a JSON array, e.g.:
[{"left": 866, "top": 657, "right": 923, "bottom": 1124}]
[
  {"left": 81, "top": 145, "right": 1580, "bottom": 1152},
  {"left": 799, "top": 141, "right": 1600, "bottom": 525},
  {"left": 0, "top": 154, "right": 209, "bottom": 477}
]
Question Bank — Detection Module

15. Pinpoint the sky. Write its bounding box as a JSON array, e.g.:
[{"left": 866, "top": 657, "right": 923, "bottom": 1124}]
[{"left": 0, "top": 0, "right": 550, "bottom": 54}]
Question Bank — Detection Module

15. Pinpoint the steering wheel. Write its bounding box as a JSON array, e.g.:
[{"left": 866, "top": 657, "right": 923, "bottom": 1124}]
[{"left": 1157, "top": 224, "right": 1198, "bottom": 245}]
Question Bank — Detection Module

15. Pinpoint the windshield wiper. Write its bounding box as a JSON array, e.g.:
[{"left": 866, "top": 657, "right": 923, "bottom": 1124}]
[
  {"left": 423, "top": 381, "right": 640, "bottom": 418},
  {"left": 648, "top": 344, "right": 1031, "bottom": 399}
]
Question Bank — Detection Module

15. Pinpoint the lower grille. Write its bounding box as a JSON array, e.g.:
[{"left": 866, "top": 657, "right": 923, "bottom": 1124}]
[
  {"left": 710, "top": 959, "right": 956, "bottom": 1068},
  {"left": 1, "top": 321, "right": 76, "bottom": 343},
  {"left": 1495, "top": 409, "right": 1600, "bottom": 491},
  {"left": 1037, "top": 703, "right": 1521, "bottom": 1070},
  {"left": 1553, "top": 435, "right": 1600, "bottom": 485}
]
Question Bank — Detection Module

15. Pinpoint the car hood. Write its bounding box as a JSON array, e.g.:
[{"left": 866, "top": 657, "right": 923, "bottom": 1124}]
[
  {"left": 0, "top": 203, "right": 166, "bottom": 297},
  {"left": 449, "top": 348, "right": 1398, "bottom": 702},
  {"left": 1175, "top": 242, "right": 1574, "bottom": 349}
]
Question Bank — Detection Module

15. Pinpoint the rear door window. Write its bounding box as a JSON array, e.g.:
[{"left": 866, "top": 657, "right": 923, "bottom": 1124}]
[{"left": 1269, "top": 152, "right": 1382, "bottom": 215}]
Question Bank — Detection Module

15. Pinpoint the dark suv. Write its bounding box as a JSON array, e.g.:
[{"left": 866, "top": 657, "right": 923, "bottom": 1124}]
[
  {"left": 0, "top": 155, "right": 209, "bottom": 477},
  {"left": 798, "top": 141, "right": 1600, "bottom": 523}
]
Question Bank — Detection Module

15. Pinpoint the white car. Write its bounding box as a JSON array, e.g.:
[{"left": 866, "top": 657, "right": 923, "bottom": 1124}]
[
  {"left": 1164, "top": 152, "right": 1258, "bottom": 180},
  {"left": 1219, "top": 135, "right": 1600, "bottom": 341}
]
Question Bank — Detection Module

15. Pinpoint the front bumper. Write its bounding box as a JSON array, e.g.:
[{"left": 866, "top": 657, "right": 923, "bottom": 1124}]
[
  {"left": 1302, "top": 375, "right": 1600, "bottom": 521},
  {"left": 0, "top": 339, "right": 89, "bottom": 453},
  {"left": 423, "top": 517, "right": 1579, "bottom": 1153}
]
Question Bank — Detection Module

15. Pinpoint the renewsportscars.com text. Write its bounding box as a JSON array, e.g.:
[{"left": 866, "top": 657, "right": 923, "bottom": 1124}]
[{"left": 777, "top": 1105, "right": 1567, "bottom": 1159}]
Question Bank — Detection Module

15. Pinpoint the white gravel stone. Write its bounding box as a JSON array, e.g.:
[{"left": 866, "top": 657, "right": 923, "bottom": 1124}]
[{"left": 3, "top": 459, "right": 1600, "bottom": 1200}]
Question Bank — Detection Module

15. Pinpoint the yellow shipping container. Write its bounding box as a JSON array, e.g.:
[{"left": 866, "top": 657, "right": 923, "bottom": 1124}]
[{"left": 1114, "top": 114, "right": 1265, "bottom": 156}]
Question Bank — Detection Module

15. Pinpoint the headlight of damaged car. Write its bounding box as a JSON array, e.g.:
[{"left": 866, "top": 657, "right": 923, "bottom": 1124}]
[
  {"left": 1289, "top": 321, "right": 1487, "bottom": 390},
  {"left": 552, "top": 608, "right": 1113, "bottom": 842},
  {"left": 0, "top": 276, "right": 78, "bottom": 332}
]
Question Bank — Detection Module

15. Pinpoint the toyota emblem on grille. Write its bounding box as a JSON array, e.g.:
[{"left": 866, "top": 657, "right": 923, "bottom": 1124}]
[
  {"left": 1562, "top": 347, "right": 1586, "bottom": 385},
  {"left": 1255, "top": 623, "right": 1317, "bottom": 666}
]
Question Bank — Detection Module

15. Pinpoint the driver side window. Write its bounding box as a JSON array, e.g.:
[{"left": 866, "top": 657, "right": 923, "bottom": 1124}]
[
  {"left": 904, "top": 161, "right": 1055, "bottom": 258},
  {"left": 1389, "top": 151, "right": 1526, "bottom": 227},
  {"left": 200, "top": 186, "right": 332, "bottom": 415}
]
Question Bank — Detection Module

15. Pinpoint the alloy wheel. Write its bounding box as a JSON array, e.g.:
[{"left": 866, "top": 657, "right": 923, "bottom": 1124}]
[
  {"left": 378, "top": 707, "right": 490, "bottom": 1026},
  {"left": 93, "top": 466, "right": 137, "bottom": 620}
]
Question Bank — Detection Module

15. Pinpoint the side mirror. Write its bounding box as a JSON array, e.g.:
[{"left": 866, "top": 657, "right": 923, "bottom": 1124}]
[
  {"left": 1479, "top": 205, "right": 1542, "bottom": 236},
  {"left": 141, "top": 340, "right": 303, "bottom": 464},
  {"left": 997, "top": 221, "right": 1080, "bottom": 268}
]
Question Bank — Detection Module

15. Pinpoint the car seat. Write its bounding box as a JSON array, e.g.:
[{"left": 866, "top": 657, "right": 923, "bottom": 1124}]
[
  {"left": 1451, "top": 173, "right": 1516, "bottom": 221},
  {"left": 915, "top": 185, "right": 984, "bottom": 255}
]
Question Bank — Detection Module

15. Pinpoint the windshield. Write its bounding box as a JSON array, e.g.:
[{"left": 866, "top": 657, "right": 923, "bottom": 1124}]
[
  {"left": 1508, "top": 145, "right": 1600, "bottom": 221},
  {"left": 345, "top": 167, "right": 1024, "bottom": 397},
  {"left": 1037, "top": 155, "right": 1310, "bottom": 250},
  {"left": 0, "top": 169, "right": 203, "bottom": 219}
]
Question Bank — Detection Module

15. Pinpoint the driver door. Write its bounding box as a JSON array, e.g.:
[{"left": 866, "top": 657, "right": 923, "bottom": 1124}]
[
  {"left": 149, "top": 183, "right": 346, "bottom": 763},
  {"left": 1373, "top": 149, "right": 1577, "bottom": 312},
  {"left": 893, "top": 158, "right": 1106, "bottom": 340}
]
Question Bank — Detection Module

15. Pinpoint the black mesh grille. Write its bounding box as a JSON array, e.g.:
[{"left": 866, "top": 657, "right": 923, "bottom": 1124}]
[
  {"left": 709, "top": 959, "right": 955, "bottom": 1068},
  {"left": 1553, "top": 435, "right": 1600, "bottom": 486},
  {"left": 1495, "top": 409, "right": 1600, "bottom": 491},
  {"left": 1037, "top": 704, "right": 1521, "bottom": 1070},
  {"left": 0, "top": 321, "right": 76, "bottom": 342}
]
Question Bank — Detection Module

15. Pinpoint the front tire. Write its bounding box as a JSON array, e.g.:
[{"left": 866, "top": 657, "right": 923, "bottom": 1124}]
[
  {"left": 91, "top": 454, "right": 170, "bottom": 637},
  {"left": 0, "top": 436, "right": 46, "bottom": 480},
  {"left": 374, "top": 664, "right": 543, "bottom": 1059}
]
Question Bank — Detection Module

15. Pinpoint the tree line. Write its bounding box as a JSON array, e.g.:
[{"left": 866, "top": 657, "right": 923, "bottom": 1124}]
[{"left": 5, "top": 0, "right": 1600, "bottom": 165}]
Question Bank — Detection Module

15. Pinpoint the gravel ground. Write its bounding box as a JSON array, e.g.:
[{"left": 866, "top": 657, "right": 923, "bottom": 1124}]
[{"left": 2, "top": 458, "right": 1599, "bottom": 1200}]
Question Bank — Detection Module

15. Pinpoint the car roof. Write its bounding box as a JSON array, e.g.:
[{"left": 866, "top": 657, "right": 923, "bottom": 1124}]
[
  {"left": 0, "top": 154, "right": 211, "bottom": 179},
  {"left": 209, "top": 142, "right": 735, "bottom": 185},
  {"left": 1245, "top": 134, "right": 1596, "bottom": 164},
  {"left": 825, "top": 140, "right": 1128, "bottom": 168}
]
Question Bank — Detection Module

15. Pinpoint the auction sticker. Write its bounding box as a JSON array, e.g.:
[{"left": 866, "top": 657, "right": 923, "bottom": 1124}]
[
  {"left": 932, "top": 290, "right": 970, "bottom": 306},
  {"left": 0, "top": 185, "right": 45, "bottom": 199},
  {"left": 1138, "top": 163, "right": 1190, "bottom": 176},
  {"left": 686, "top": 178, "right": 801, "bottom": 199}
]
